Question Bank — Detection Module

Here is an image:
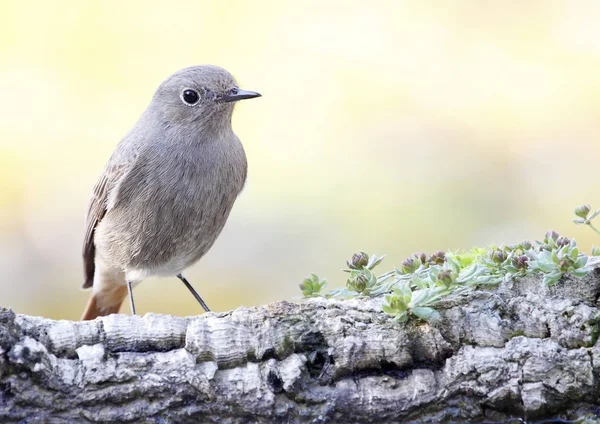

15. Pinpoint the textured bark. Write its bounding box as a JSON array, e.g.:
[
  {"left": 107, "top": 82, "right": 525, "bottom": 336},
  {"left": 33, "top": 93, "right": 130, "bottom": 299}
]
[{"left": 2, "top": 259, "right": 600, "bottom": 423}]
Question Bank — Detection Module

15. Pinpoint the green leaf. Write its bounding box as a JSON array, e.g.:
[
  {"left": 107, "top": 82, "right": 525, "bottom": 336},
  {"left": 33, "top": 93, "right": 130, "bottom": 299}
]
[
  {"left": 367, "top": 254, "right": 385, "bottom": 270},
  {"left": 457, "top": 263, "right": 491, "bottom": 283},
  {"left": 409, "top": 289, "right": 431, "bottom": 306},
  {"left": 570, "top": 247, "right": 579, "bottom": 261},
  {"left": 472, "top": 275, "right": 503, "bottom": 285},
  {"left": 543, "top": 271, "right": 563, "bottom": 286},
  {"left": 326, "top": 287, "right": 352, "bottom": 298},
  {"left": 572, "top": 268, "right": 590, "bottom": 278},
  {"left": 574, "top": 256, "right": 588, "bottom": 269},
  {"left": 536, "top": 261, "right": 557, "bottom": 273},
  {"left": 446, "top": 257, "right": 461, "bottom": 274},
  {"left": 457, "top": 263, "right": 477, "bottom": 280},
  {"left": 411, "top": 274, "right": 430, "bottom": 289},
  {"left": 411, "top": 307, "right": 441, "bottom": 322},
  {"left": 370, "top": 283, "right": 393, "bottom": 296},
  {"left": 382, "top": 304, "right": 397, "bottom": 315}
]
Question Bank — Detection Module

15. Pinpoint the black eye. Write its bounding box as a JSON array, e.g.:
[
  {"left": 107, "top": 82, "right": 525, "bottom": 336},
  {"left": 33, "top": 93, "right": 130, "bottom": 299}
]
[
  {"left": 230, "top": 87, "right": 239, "bottom": 95},
  {"left": 182, "top": 89, "right": 200, "bottom": 105}
]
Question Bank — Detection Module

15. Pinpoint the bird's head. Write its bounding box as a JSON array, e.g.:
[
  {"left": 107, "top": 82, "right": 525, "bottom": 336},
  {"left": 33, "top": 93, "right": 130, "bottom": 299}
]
[{"left": 151, "top": 65, "right": 261, "bottom": 129}]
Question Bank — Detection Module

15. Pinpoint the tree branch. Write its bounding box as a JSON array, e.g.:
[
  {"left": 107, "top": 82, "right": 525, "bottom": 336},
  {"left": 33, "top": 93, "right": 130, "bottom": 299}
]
[{"left": 2, "top": 261, "right": 600, "bottom": 423}]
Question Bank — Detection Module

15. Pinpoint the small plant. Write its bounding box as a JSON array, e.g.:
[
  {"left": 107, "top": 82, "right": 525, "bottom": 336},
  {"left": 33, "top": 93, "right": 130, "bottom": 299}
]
[
  {"left": 325, "top": 252, "right": 395, "bottom": 298},
  {"left": 300, "top": 231, "right": 592, "bottom": 324},
  {"left": 528, "top": 232, "right": 590, "bottom": 285},
  {"left": 573, "top": 204, "right": 600, "bottom": 235},
  {"left": 382, "top": 284, "right": 441, "bottom": 323},
  {"left": 299, "top": 274, "right": 327, "bottom": 297},
  {"left": 573, "top": 204, "right": 600, "bottom": 256}
]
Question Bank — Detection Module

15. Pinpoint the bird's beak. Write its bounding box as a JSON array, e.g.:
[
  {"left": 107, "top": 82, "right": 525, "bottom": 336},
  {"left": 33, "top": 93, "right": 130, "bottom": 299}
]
[{"left": 222, "top": 89, "right": 262, "bottom": 103}]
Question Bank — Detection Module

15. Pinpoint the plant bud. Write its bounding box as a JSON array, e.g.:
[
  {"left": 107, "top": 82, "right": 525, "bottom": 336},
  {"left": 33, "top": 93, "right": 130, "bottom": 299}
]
[
  {"left": 575, "top": 204, "right": 591, "bottom": 219},
  {"left": 513, "top": 255, "right": 528, "bottom": 269},
  {"left": 413, "top": 252, "right": 427, "bottom": 263},
  {"left": 429, "top": 250, "right": 446, "bottom": 265},
  {"left": 558, "top": 258, "right": 571, "bottom": 272},
  {"left": 556, "top": 236, "right": 570, "bottom": 247},
  {"left": 347, "top": 252, "right": 369, "bottom": 270},
  {"left": 437, "top": 269, "right": 453, "bottom": 286},
  {"left": 387, "top": 296, "right": 401, "bottom": 310},
  {"left": 545, "top": 230, "right": 560, "bottom": 242},
  {"left": 491, "top": 250, "right": 507, "bottom": 264},
  {"left": 520, "top": 240, "right": 532, "bottom": 250},
  {"left": 353, "top": 275, "right": 368, "bottom": 292},
  {"left": 400, "top": 257, "right": 418, "bottom": 274}
]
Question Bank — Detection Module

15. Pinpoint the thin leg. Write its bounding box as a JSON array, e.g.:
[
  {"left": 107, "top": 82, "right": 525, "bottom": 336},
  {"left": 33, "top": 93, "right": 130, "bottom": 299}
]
[
  {"left": 127, "top": 281, "right": 136, "bottom": 315},
  {"left": 177, "top": 273, "right": 210, "bottom": 312}
]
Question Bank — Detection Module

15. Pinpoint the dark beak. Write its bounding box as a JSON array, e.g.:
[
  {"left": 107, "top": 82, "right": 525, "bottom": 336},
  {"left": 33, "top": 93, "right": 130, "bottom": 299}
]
[{"left": 222, "top": 89, "right": 262, "bottom": 103}]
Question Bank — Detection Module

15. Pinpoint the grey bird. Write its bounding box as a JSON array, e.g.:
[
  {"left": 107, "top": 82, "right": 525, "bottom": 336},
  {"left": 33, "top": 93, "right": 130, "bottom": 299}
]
[{"left": 81, "top": 65, "right": 260, "bottom": 320}]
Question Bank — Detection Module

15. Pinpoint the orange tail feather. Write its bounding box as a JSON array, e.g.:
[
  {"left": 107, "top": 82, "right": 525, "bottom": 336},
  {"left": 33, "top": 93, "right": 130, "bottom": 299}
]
[{"left": 81, "top": 286, "right": 127, "bottom": 320}]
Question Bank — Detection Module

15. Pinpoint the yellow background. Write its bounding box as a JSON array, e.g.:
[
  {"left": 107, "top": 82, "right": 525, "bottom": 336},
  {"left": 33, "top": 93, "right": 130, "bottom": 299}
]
[{"left": 1, "top": 1, "right": 600, "bottom": 319}]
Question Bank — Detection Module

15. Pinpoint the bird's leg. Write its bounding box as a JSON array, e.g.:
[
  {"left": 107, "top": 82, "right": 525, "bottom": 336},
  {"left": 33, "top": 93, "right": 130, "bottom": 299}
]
[
  {"left": 177, "top": 273, "right": 211, "bottom": 312},
  {"left": 127, "top": 281, "right": 136, "bottom": 315}
]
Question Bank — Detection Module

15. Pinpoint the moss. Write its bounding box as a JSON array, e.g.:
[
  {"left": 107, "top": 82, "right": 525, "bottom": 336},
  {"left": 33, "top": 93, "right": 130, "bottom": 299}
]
[
  {"left": 589, "top": 319, "right": 600, "bottom": 347},
  {"left": 507, "top": 331, "right": 526, "bottom": 340},
  {"left": 281, "top": 335, "right": 295, "bottom": 354}
]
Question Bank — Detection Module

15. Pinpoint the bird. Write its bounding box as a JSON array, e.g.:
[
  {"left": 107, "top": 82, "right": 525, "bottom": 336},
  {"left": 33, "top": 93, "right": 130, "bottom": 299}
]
[{"left": 80, "top": 65, "right": 260, "bottom": 320}]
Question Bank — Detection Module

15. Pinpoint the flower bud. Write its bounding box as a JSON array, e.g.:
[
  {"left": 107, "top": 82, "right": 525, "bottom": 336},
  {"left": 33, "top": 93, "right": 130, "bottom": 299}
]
[
  {"left": 513, "top": 255, "right": 528, "bottom": 270},
  {"left": 558, "top": 258, "right": 571, "bottom": 272},
  {"left": 491, "top": 250, "right": 507, "bottom": 264},
  {"left": 556, "top": 236, "right": 570, "bottom": 248},
  {"left": 413, "top": 252, "right": 427, "bottom": 264},
  {"left": 545, "top": 230, "right": 560, "bottom": 242},
  {"left": 437, "top": 269, "right": 453, "bottom": 286},
  {"left": 520, "top": 240, "right": 532, "bottom": 250},
  {"left": 575, "top": 204, "right": 591, "bottom": 219},
  {"left": 429, "top": 250, "right": 446, "bottom": 265},
  {"left": 400, "top": 257, "right": 418, "bottom": 274},
  {"left": 347, "top": 252, "right": 369, "bottom": 270},
  {"left": 353, "top": 274, "right": 368, "bottom": 292}
]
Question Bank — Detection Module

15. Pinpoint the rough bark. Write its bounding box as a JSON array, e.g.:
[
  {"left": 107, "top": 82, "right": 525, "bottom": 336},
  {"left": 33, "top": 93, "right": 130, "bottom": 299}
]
[{"left": 2, "top": 259, "right": 600, "bottom": 423}]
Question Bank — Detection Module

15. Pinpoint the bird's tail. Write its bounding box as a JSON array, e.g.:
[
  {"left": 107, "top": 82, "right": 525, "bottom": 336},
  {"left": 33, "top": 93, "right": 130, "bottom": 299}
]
[{"left": 81, "top": 285, "right": 128, "bottom": 320}]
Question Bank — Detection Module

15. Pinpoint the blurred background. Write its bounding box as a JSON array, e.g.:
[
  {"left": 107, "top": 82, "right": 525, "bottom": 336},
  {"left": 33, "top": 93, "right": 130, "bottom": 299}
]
[{"left": 1, "top": 1, "right": 600, "bottom": 320}]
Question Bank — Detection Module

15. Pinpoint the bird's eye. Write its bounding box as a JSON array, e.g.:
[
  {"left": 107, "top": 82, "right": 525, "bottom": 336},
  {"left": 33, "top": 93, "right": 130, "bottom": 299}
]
[
  {"left": 181, "top": 89, "right": 200, "bottom": 105},
  {"left": 229, "top": 87, "right": 239, "bottom": 95}
]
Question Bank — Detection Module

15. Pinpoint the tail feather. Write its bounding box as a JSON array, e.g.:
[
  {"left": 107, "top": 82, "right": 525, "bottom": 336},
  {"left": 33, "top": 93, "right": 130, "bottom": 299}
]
[{"left": 81, "top": 286, "right": 128, "bottom": 320}]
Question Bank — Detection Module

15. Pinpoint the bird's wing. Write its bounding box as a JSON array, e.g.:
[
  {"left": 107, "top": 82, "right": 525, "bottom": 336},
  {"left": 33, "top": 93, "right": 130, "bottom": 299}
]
[{"left": 81, "top": 157, "right": 133, "bottom": 288}]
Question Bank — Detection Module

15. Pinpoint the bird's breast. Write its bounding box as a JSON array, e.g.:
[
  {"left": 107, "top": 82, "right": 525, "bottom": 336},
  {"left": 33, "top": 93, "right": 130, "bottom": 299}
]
[{"left": 96, "top": 136, "right": 247, "bottom": 274}]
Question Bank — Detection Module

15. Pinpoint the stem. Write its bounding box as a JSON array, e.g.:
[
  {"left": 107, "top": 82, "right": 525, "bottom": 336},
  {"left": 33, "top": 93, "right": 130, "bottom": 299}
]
[
  {"left": 377, "top": 270, "right": 395, "bottom": 282},
  {"left": 587, "top": 222, "right": 600, "bottom": 236}
]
